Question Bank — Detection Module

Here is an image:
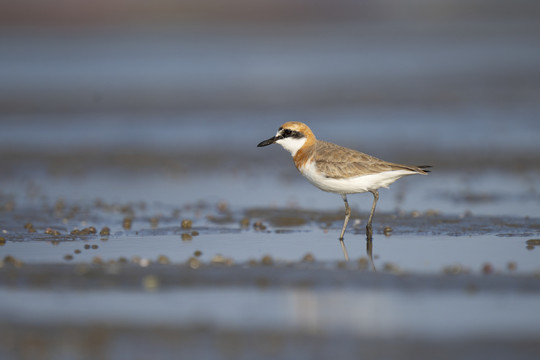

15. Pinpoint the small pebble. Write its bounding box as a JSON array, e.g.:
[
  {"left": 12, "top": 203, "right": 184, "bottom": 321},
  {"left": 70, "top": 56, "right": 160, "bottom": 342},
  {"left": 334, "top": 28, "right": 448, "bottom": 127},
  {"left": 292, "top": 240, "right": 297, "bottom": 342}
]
[
  {"left": 482, "top": 263, "right": 493, "bottom": 274},
  {"left": 181, "top": 233, "right": 193, "bottom": 241},
  {"left": 64, "top": 254, "right": 73, "bottom": 261},
  {"left": 74, "top": 249, "right": 81, "bottom": 254},
  {"left": 187, "top": 257, "right": 201, "bottom": 269},
  {"left": 301, "top": 253, "right": 315, "bottom": 262},
  {"left": 157, "top": 255, "right": 170, "bottom": 265},
  {"left": 507, "top": 261, "right": 517, "bottom": 271},
  {"left": 0, "top": 237, "right": 5, "bottom": 246},
  {"left": 84, "top": 244, "right": 91, "bottom": 250},
  {"left": 261, "top": 254, "right": 273, "bottom": 265},
  {"left": 45, "top": 228, "right": 61, "bottom": 236},
  {"left": 122, "top": 218, "right": 133, "bottom": 230},
  {"left": 240, "top": 218, "right": 250, "bottom": 228},
  {"left": 191, "top": 231, "right": 199, "bottom": 236},
  {"left": 139, "top": 258, "right": 150, "bottom": 267},
  {"left": 91, "top": 244, "right": 98, "bottom": 250},
  {"left": 211, "top": 254, "right": 226, "bottom": 264},
  {"left": 383, "top": 226, "right": 393, "bottom": 236},
  {"left": 92, "top": 256, "right": 103, "bottom": 265},
  {"left": 217, "top": 202, "right": 229, "bottom": 214},
  {"left": 443, "top": 264, "right": 464, "bottom": 275},
  {"left": 99, "top": 227, "right": 110, "bottom": 236},
  {"left": 181, "top": 219, "right": 193, "bottom": 229},
  {"left": 193, "top": 250, "right": 202, "bottom": 257},
  {"left": 253, "top": 221, "right": 267, "bottom": 231}
]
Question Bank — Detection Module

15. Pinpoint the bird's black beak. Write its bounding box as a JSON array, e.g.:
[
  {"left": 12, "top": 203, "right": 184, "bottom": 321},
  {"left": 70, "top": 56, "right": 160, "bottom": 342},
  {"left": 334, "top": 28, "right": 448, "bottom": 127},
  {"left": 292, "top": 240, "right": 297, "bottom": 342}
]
[{"left": 257, "top": 136, "right": 278, "bottom": 147}]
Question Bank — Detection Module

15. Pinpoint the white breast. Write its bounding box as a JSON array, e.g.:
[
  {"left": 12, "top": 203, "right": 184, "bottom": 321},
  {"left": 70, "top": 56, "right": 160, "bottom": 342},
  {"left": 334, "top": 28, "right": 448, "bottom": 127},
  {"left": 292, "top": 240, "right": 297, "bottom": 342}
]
[{"left": 299, "top": 160, "right": 418, "bottom": 194}]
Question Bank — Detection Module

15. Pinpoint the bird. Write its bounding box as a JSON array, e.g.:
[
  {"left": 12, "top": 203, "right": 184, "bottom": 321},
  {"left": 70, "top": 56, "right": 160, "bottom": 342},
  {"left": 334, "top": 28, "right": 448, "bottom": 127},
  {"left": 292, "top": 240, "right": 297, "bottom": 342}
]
[{"left": 257, "top": 121, "right": 430, "bottom": 245}]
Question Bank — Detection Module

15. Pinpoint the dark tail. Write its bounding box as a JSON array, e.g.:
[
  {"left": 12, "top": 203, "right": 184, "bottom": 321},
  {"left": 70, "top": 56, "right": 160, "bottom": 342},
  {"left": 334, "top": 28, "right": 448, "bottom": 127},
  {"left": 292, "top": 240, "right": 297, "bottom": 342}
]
[{"left": 417, "top": 165, "right": 432, "bottom": 174}]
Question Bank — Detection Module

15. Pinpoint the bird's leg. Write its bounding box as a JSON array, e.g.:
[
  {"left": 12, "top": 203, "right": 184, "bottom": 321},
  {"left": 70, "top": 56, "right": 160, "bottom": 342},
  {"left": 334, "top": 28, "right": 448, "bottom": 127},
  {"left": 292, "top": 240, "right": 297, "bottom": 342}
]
[
  {"left": 339, "top": 194, "right": 351, "bottom": 241},
  {"left": 338, "top": 194, "right": 351, "bottom": 261},
  {"left": 366, "top": 190, "right": 379, "bottom": 240},
  {"left": 366, "top": 237, "right": 376, "bottom": 272}
]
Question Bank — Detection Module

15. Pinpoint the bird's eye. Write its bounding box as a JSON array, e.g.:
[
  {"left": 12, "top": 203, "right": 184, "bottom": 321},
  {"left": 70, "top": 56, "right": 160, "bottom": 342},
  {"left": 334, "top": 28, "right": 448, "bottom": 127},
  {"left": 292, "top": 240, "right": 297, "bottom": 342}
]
[{"left": 283, "top": 129, "right": 292, "bottom": 137}]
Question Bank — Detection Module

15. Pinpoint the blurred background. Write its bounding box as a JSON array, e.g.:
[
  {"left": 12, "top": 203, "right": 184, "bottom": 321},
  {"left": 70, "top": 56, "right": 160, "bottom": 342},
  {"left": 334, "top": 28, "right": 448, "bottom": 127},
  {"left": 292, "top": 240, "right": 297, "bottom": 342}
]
[
  {"left": 2, "top": 3, "right": 540, "bottom": 359},
  {"left": 1, "top": 0, "right": 540, "bottom": 210}
]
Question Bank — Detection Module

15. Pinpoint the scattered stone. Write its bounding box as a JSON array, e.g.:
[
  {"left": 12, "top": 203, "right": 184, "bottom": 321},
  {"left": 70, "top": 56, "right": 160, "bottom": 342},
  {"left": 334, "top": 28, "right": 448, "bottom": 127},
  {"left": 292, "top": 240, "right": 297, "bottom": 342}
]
[
  {"left": 253, "top": 221, "right": 267, "bottom": 231},
  {"left": 181, "top": 233, "right": 193, "bottom": 241},
  {"left": 45, "top": 228, "right": 61, "bottom": 236},
  {"left": 122, "top": 217, "right": 133, "bottom": 230},
  {"left": 92, "top": 257, "right": 103, "bottom": 265},
  {"left": 91, "top": 244, "right": 99, "bottom": 250},
  {"left": 64, "top": 254, "right": 73, "bottom": 261},
  {"left": 74, "top": 249, "right": 81, "bottom": 254},
  {"left": 217, "top": 202, "right": 229, "bottom": 214},
  {"left": 157, "top": 255, "right": 170, "bottom": 265},
  {"left": 181, "top": 219, "right": 193, "bottom": 229},
  {"left": 0, "top": 237, "right": 5, "bottom": 246},
  {"left": 443, "top": 264, "right": 464, "bottom": 275},
  {"left": 84, "top": 244, "right": 91, "bottom": 250},
  {"left": 187, "top": 257, "right": 201, "bottom": 269},
  {"left": 301, "top": 253, "right": 315, "bottom": 262},
  {"left": 24, "top": 223, "right": 36, "bottom": 233},
  {"left": 211, "top": 254, "right": 226, "bottom": 264},
  {"left": 191, "top": 231, "right": 199, "bottom": 236},
  {"left": 507, "top": 261, "right": 517, "bottom": 271},
  {"left": 261, "top": 254, "right": 273, "bottom": 265},
  {"left": 240, "top": 218, "right": 250, "bottom": 228},
  {"left": 482, "top": 263, "right": 493, "bottom": 274},
  {"left": 383, "top": 226, "right": 393, "bottom": 236},
  {"left": 193, "top": 250, "right": 202, "bottom": 257}
]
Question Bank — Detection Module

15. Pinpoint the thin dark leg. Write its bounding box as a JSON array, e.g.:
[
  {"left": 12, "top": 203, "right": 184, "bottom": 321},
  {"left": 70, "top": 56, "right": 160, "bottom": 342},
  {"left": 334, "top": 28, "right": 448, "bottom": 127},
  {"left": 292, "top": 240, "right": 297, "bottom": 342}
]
[
  {"left": 339, "top": 194, "right": 351, "bottom": 261},
  {"left": 366, "top": 190, "right": 379, "bottom": 240},
  {"left": 366, "top": 237, "right": 376, "bottom": 272},
  {"left": 339, "top": 194, "right": 351, "bottom": 241}
]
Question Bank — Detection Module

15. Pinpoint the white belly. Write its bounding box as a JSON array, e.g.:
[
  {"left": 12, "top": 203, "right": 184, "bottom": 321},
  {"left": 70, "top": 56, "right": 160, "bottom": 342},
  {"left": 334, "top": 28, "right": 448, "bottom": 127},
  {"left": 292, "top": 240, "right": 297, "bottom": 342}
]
[{"left": 299, "top": 161, "right": 418, "bottom": 194}]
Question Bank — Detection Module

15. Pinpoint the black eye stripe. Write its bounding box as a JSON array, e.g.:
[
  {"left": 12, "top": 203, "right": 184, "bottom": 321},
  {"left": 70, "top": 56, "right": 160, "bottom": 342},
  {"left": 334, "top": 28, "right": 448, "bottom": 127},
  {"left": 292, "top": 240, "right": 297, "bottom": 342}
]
[{"left": 280, "top": 128, "right": 304, "bottom": 139}]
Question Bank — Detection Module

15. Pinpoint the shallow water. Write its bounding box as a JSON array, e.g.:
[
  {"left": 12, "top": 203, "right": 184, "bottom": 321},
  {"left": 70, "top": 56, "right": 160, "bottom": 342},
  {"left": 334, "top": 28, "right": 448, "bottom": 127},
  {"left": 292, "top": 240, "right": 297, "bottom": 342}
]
[{"left": 2, "top": 11, "right": 540, "bottom": 359}]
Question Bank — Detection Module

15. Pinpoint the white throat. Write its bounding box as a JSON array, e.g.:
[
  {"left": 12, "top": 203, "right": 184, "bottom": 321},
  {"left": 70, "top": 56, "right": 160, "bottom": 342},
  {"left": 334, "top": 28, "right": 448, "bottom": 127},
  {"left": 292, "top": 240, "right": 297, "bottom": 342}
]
[{"left": 276, "top": 137, "right": 307, "bottom": 157}]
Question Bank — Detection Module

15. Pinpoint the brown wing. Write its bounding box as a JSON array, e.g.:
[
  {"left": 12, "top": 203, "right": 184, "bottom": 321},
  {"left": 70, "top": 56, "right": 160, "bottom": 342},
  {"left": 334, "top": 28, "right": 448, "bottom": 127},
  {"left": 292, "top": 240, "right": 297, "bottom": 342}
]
[{"left": 314, "top": 141, "right": 425, "bottom": 179}]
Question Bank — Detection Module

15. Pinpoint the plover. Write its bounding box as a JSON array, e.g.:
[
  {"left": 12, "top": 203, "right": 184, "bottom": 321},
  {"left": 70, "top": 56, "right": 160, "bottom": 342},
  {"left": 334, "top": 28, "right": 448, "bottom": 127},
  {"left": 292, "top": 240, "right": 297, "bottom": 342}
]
[{"left": 257, "top": 121, "right": 430, "bottom": 243}]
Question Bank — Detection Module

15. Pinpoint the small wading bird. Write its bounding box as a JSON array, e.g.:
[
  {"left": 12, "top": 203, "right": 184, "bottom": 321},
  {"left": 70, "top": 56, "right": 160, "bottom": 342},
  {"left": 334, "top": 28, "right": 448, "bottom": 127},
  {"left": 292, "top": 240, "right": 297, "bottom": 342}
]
[{"left": 257, "top": 122, "right": 430, "bottom": 261}]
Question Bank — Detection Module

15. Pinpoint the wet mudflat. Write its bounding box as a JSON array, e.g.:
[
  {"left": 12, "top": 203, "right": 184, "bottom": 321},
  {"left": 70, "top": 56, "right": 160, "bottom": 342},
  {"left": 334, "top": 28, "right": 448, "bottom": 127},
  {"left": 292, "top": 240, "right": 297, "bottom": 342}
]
[
  {"left": 1, "top": 165, "right": 540, "bottom": 359},
  {"left": 2, "top": 5, "right": 540, "bottom": 358}
]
